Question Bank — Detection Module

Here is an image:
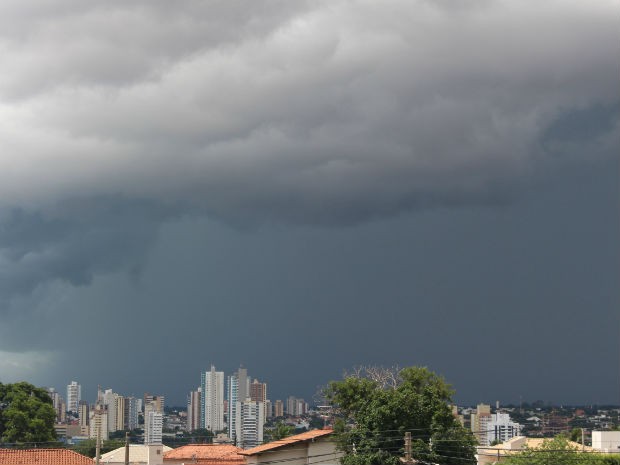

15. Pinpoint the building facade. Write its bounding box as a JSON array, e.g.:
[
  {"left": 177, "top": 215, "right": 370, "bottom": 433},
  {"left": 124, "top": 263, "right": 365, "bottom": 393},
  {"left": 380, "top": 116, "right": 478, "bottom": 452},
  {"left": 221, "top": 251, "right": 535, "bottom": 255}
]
[
  {"left": 471, "top": 404, "right": 492, "bottom": 446},
  {"left": 228, "top": 375, "right": 239, "bottom": 442},
  {"left": 201, "top": 365, "right": 225, "bottom": 431},
  {"left": 145, "top": 410, "right": 163, "bottom": 445},
  {"left": 187, "top": 388, "right": 202, "bottom": 432},
  {"left": 249, "top": 380, "right": 267, "bottom": 403},
  {"left": 66, "top": 381, "right": 81, "bottom": 414},
  {"left": 274, "top": 400, "right": 284, "bottom": 418},
  {"left": 235, "top": 400, "right": 264, "bottom": 449}
]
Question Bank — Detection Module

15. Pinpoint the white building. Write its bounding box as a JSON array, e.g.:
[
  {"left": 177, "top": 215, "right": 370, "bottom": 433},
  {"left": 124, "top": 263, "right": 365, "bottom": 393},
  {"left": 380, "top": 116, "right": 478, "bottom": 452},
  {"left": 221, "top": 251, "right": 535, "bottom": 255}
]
[
  {"left": 592, "top": 431, "right": 620, "bottom": 453},
  {"left": 103, "top": 389, "right": 119, "bottom": 434},
  {"left": 99, "top": 444, "right": 172, "bottom": 465},
  {"left": 228, "top": 375, "right": 239, "bottom": 442},
  {"left": 145, "top": 409, "right": 163, "bottom": 445},
  {"left": 89, "top": 404, "right": 109, "bottom": 441},
  {"left": 236, "top": 400, "right": 264, "bottom": 449},
  {"left": 201, "top": 365, "right": 225, "bottom": 431},
  {"left": 66, "top": 381, "right": 81, "bottom": 414},
  {"left": 486, "top": 412, "right": 522, "bottom": 445}
]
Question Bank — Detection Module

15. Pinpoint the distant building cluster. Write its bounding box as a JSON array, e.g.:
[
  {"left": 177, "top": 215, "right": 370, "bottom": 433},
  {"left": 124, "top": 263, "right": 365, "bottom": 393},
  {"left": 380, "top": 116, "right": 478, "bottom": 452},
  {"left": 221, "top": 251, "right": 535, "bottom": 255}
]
[
  {"left": 47, "top": 381, "right": 162, "bottom": 445},
  {"left": 186, "top": 365, "right": 308, "bottom": 448},
  {"left": 467, "top": 403, "right": 522, "bottom": 446}
]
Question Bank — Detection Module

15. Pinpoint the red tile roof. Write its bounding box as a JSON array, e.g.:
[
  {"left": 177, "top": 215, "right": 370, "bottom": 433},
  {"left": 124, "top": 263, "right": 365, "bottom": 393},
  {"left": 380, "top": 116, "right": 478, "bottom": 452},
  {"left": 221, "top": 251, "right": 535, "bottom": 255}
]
[
  {"left": 163, "top": 444, "right": 244, "bottom": 464},
  {"left": 239, "top": 429, "right": 334, "bottom": 456},
  {"left": 0, "top": 448, "right": 94, "bottom": 465}
]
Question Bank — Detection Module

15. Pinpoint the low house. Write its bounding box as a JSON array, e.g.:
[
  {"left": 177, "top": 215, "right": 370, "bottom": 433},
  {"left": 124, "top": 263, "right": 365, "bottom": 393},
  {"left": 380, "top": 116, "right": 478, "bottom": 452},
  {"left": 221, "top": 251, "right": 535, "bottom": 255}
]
[
  {"left": 163, "top": 444, "right": 245, "bottom": 465},
  {"left": 0, "top": 448, "right": 93, "bottom": 465},
  {"left": 476, "top": 436, "right": 594, "bottom": 465},
  {"left": 99, "top": 444, "right": 173, "bottom": 465},
  {"left": 239, "top": 429, "right": 341, "bottom": 465},
  {"left": 592, "top": 431, "right": 620, "bottom": 453}
]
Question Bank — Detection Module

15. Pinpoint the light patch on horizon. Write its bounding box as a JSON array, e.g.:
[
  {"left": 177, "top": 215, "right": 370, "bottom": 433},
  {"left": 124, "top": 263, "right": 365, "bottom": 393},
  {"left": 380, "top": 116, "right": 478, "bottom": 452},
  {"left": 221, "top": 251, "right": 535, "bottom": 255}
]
[{"left": 0, "top": 350, "right": 58, "bottom": 385}]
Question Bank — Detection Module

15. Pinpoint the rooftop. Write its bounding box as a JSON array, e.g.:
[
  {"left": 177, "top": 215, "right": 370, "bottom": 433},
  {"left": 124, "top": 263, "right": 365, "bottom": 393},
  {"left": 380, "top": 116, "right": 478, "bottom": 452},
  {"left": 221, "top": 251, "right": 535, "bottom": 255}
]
[
  {"left": 0, "top": 448, "right": 94, "bottom": 465},
  {"left": 239, "top": 429, "right": 334, "bottom": 456},
  {"left": 163, "top": 444, "right": 244, "bottom": 464}
]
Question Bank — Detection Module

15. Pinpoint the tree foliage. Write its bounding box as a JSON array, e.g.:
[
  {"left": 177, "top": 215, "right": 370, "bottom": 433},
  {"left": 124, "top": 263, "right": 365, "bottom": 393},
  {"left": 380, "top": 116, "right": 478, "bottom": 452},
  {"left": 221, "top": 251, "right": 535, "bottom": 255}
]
[
  {"left": 265, "top": 422, "right": 295, "bottom": 442},
  {"left": 71, "top": 438, "right": 125, "bottom": 457},
  {"left": 0, "top": 382, "right": 57, "bottom": 444},
  {"left": 502, "top": 435, "right": 619, "bottom": 465},
  {"left": 325, "top": 366, "right": 476, "bottom": 465}
]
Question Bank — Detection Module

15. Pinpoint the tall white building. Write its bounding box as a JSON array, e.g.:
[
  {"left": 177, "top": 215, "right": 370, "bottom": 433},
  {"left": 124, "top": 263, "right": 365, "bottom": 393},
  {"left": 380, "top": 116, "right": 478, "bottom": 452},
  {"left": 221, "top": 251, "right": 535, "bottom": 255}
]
[
  {"left": 201, "top": 365, "right": 224, "bottom": 432},
  {"left": 236, "top": 400, "right": 264, "bottom": 449},
  {"left": 145, "top": 409, "right": 163, "bottom": 445},
  {"left": 66, "top": 381, "right": 81, "bottom": 414},
  {"left": 227, "top": 375, "right": 239, "bottom": 442},
  {"left": 103, "top": 389, "right": 119, "bottom": 434}
]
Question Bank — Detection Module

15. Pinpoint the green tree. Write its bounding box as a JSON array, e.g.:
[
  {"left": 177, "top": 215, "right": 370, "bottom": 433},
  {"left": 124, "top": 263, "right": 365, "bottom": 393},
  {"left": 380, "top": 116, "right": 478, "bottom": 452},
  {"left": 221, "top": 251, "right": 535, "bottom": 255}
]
[
  {"left": 0, "top": 382, "right": 57, "bottom": 444},
  {"left": 325, "top": 366, "right": 476, "bottom": 465},
  {"left": 71, "top": 438, "right": 125, "bottom": 457},
  {"left": 503, "top": 435, "right": 605, "bottom": 465},
  {"left": 570, "top": 428, "right": 583, "bottom": 443},
  {"left": 265, "top": 422, "right": 295, "bottom": 442},
  {"left": 175, "top": 428, "right": 213, "bottom": 444}
]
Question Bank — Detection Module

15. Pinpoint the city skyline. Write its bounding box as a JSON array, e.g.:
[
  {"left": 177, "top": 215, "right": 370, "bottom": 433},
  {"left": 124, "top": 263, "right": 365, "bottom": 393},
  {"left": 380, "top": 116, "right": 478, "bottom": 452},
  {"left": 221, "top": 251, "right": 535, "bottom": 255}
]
[{"left": 0, "top": 1, "right": 618, "bottom": 407}]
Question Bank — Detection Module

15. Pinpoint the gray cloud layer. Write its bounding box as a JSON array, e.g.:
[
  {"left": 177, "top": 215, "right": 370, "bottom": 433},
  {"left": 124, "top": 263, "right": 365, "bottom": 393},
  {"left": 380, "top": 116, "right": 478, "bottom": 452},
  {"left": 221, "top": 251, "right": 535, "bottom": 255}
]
[{"left": 1, "top": 1, "right": 617, "bottom": 218}]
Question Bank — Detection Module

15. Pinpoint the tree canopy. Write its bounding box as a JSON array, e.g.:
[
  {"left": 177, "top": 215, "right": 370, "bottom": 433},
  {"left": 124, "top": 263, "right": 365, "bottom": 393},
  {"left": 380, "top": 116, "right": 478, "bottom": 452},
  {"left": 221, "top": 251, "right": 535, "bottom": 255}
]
[
  {"left": 0, "top": 382, "right": 57, "bottom": 444},
  {"left": 503, "top": 435, "right": 620, "bottom": 465},
  {"left": 325, "top": 366, "right": 476, "bottom": 465}
]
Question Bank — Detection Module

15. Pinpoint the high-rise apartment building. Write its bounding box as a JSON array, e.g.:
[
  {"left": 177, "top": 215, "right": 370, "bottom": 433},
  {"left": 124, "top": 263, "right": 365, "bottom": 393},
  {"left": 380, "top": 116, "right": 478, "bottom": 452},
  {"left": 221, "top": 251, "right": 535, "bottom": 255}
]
[
  {"left": 227, "top": 375, "right": 239, "bottom": 442},
  {"left": 78, "top": 401, "right": 89, "bottom": 428},
  {"left": 124, "top": 396, "right": 139, "bottom": 431},
  {"left": 274, "top": 400, "right": 284, "bottom": 418},
  {"left": 48, "top": 388, "right": 66, "bottom": 423},
  {"left": 286, "top": 396, "right": 307, "bottom": 416},
  {"left": 66, "top": 381, "right": 81, "bottom": 414},
  {"left": 235, "top": 400, "right": 264, "bottom": 449},
  {"left": 145, "top": 409, "right": 163, "bottom": 445},
  {"left": 237, "top": 367, "right": 249, "bottom": 404},
  {"left": 470, "top": 404, "right": 492, "bottom": 446},
  {"left": 144, "top": 394, "right": 165, "bottom": 413},
  {"left": 89, "top": 404, "right": 109, "bottom": 441},
  {"left": 249, "top": 380, "right": 267, "bottom": 403},
  {"left": 201, "top": 365, "right": 224, "bottom": 431},
  {"left": 115, "top": 396, "right": 126, "bottom": 431},
  {"left": 265, "top": 399, "right": 272, "bottom": 419},
  {"left": 487, "top": 412, "right": 522, "bottom": 445},
  {"left": 187, "top": 388, "right": 202, "bottom": 432},
  {"left": 103, "top": 389, "right": 119, "bottom": 434}
]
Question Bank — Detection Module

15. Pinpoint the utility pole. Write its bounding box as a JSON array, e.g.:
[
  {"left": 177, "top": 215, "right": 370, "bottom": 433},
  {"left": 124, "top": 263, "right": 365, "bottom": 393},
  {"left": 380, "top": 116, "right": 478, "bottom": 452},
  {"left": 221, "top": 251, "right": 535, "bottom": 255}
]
[
  {"left": 125, "top": 431, "right": 130, "bottom": 465},
  {"left": 582, "top": 428, "right": 585, "bottom": 451},
  {"left": 404, "top": 431, "right": 412, "bottom": 463},
  {"left": 95, "top": 423, "right": 101, "bottom": 465}
]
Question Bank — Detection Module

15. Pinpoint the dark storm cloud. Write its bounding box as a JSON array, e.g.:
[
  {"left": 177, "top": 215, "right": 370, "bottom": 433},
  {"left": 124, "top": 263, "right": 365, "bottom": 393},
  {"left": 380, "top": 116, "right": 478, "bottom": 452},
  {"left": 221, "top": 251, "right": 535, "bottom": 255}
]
[
  {"left": 0, "top": 197, "right": 177, "bottom": 310},
  {"left": 0, "top": 0, "right": 618, "bottom": 399}
]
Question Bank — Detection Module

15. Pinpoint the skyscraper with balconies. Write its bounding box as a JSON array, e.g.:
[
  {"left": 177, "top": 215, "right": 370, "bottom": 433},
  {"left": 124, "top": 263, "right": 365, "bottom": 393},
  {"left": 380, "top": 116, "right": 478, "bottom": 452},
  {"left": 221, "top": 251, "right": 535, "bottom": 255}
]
[
  {"left": 201, "top": 365, "right": 224, "bottom": 431},
  {"left": 66, "top": 381, "right": 81, "bottom": 414}
]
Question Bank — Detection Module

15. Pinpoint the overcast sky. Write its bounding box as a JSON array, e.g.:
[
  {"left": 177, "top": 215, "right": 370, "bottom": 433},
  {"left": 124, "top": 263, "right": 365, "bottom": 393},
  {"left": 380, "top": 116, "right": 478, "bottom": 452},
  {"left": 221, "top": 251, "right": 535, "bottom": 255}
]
[{"left": 0, "top": 0, "right": 618, "bottom": 407}]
